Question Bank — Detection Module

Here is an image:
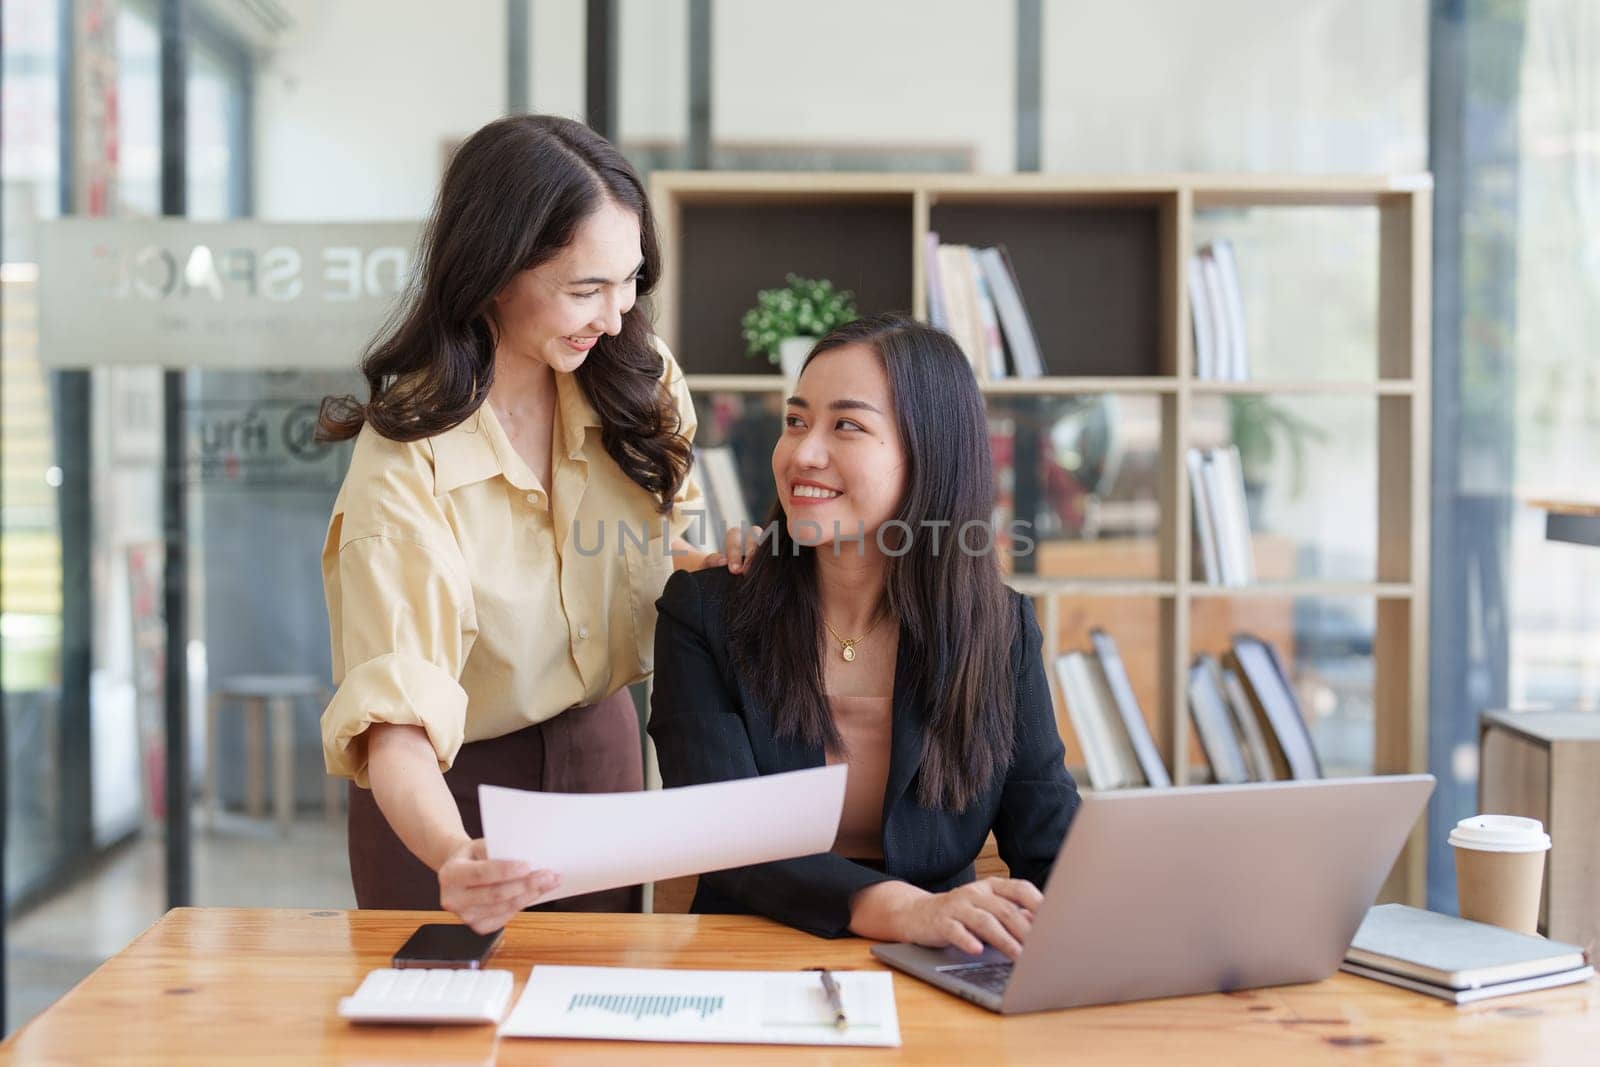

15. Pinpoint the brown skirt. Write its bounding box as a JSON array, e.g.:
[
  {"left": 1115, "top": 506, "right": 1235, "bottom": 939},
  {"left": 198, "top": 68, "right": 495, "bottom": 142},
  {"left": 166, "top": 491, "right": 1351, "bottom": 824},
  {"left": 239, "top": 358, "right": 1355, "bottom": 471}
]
[{"left": 347, "top": 688, "right": 644, "bottom": 913}]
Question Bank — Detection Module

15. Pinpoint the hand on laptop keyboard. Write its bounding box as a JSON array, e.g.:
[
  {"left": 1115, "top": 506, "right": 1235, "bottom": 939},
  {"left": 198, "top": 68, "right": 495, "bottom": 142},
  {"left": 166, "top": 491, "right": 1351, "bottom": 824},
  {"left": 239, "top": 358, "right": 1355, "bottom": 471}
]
[{"left": 853, "top": 876, "right": 1043, "bottom": 959}]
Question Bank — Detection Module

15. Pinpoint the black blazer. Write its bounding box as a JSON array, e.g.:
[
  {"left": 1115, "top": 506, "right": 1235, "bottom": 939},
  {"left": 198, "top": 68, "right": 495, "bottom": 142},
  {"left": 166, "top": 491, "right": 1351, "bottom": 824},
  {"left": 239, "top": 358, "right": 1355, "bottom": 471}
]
[{"left": 648, "top": 567, "right": 1081, "bottom": 938}]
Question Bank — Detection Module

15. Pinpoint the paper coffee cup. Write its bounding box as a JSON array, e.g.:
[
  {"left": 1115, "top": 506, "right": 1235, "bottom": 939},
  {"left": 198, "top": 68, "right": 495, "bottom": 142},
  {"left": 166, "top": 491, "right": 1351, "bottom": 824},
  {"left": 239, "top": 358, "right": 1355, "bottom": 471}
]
[{"left": 1449, "top": 815, "right": 1551, "bottom": 935}]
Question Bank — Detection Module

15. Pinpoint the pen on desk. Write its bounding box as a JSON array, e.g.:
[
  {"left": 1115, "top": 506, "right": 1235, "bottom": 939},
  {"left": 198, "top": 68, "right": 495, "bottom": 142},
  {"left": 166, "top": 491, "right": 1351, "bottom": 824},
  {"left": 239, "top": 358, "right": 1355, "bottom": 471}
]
[{"left": 811, "top": 967, "right": 847, "bottom": 1030}]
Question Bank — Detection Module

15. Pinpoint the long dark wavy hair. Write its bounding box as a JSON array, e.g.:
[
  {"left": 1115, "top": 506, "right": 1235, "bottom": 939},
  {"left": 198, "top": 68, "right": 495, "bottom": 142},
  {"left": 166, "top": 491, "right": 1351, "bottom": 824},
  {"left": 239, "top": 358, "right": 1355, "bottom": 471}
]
[
  {"left": 318, "top": 114, "right": 690, "bottom": 512},
  {"left": 726, "top": 314, "right": 1018, "bottom": 811}
]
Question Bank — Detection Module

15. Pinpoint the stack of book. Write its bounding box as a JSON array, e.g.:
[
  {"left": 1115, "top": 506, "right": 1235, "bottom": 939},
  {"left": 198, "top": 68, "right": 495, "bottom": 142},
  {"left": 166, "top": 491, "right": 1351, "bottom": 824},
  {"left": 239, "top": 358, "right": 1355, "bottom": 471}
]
[
  {"left": 689, "top": 446, "right": 751, "bottom": 553},
  {"left": 1186, "top": 444, "right": 1254, "bottom": 586},
  {"left": 1052, "top": 629, "right": 1172, "bottom": 790},
  {"left": 1187, "top": 238, "right": 1250, "bottom": 381},
  {"left": 1187, "top": 635, "right": 1321, "bottom": 784},
  {"left": 925, "top": 234, "right": 1046, "bottom": 381},
  {"left": 1343, "top": 904, "right": 1594, "bottom": 1004}
]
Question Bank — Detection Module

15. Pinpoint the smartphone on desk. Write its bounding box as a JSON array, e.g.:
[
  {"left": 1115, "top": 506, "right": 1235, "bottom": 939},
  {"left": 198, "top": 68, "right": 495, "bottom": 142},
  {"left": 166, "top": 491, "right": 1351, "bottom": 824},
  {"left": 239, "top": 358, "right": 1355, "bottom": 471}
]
[{"left": 392, "top": 924, "right": 504, "bottom": 969}]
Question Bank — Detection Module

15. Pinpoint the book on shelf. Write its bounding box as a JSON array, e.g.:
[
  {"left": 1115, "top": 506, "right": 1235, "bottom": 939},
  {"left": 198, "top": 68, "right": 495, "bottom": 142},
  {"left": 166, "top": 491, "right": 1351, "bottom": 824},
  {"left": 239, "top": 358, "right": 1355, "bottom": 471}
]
[
  {"left": 1219, "top": 663, "right": 1275, "bottom": 781},
  {"left": 1186, "top": 253, "right": 1217, "bottom": 382},
  {"left": 1341, "top": 904, "right": 1594, "bottom": 1004},
  {"left": 1206, "top": 447, "right": 1255, "bottom": 585},
  {"left": 1186, "top": 445, "right": 1253, "bottom": 585},
  {"left": 928, "top": 241, "right": 1045, "bottom": 380},
  {"left": 976, "top": 246, "right": 1045, "bottom": 379},
  {"left": 1089, "top": 629, "right": 1171, "bottom": 787},
  {"left": 1210, "top": 239, "right": 1250, "bottom": 382},
  {"left": 1185, "top": 447, "right": 1223, "bottom": 584},
  {"left": 688, "top": 450, "right": 723, "bottom": 552},
  {"left": 692, "top": 446, "right": 751, "bottom": 552},
  {"left": 967, "top": 248, "right": 1009, "bottom": 381},
  {"left": 935, "top": 243, "right": 987, "bottom": 375},
  {"left": 1187, "top": 655, "right": 1252, "bottom": 785},
  {"left": 924, "top": 231, "right": 948, "bottom": 331},
  {"left": 1226, "top": 635, "right": 1321, "bottom": 780},
  {"left": 1054, "top": 650, "right": 1143, "bottom": 790},
  {"left": 1189, "top": 239, "right": 1250, "bottom": 382}
]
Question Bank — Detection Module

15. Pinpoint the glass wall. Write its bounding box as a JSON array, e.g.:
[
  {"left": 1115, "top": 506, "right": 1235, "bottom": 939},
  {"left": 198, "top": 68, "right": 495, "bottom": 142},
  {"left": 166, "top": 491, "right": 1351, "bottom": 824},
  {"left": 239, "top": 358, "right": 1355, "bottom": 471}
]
[{"left": 2, "top": 0, "right": 66, "bottom": 910}]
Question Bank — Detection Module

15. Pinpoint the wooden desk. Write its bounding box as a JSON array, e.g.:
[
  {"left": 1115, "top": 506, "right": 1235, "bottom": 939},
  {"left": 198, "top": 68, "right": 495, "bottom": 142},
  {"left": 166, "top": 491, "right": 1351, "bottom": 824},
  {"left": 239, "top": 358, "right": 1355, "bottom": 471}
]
[
  {"left": 5, "top": 909, "right": 1597, "bottom": 1065},
  {"left": 1527, "top": 498, "right": 1600, "bottom": 547}
]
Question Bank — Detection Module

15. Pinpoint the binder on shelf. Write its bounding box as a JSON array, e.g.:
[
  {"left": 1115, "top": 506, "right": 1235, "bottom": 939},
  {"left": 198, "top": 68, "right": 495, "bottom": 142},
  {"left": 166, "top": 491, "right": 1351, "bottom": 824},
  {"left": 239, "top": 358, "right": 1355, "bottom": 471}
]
[
  {"left": 1220, "top": 664, "right": 1275, "bottom": 781},
  {"left": 1090, "top": 629, "right": 1171, "bottom": 787},
  {"left": 1197, "top": 446, "right": 1254, "bottom": 586},
  {"left": 1197, "top": 250, "right": 1230, "bottom": 380},
  {"left": 694, "top": 446, "right": 751, "bottom": 550},
  {"left": 1084, "top": 650, "right": 1146, "bottom": 788},
  {"left": 1209, "top": 239, "right": 1250, "bottom": 381},
  {"left": 1226, "top": 635, "right": 1321, "bottom": 780},
  {"left": 689, "top": 448, "right": 724, "bottom": 552},
  {"left": 1054, "top": 651, "right": 1142, "bottom": 790},
  {"left": 935, "top": 243, "right": 986, "bottom": 373},
  {"left": 927, "top": 241, "right": 1047, "bottom": 381},
  {"left": 1188, "top": 240, "right": 1249, "bottom": 381},
  {"left": 1185, "top": 447, "right": 1223, "bottom": 584},
  {"left": 967, "top": 248, "right": 1009, "bottom": 382},
  {"left": 924, "top": 231, "right": 948, "bottom": 330},
  {"left": 1186, "top": 253, "right": 1217, "bottom": 382},
  {"left": 1188, "top": 655, "right": 1251, "bottom": 785},
  {"left": 977, "top": 246, "right": 1045, "bottom": 379}
]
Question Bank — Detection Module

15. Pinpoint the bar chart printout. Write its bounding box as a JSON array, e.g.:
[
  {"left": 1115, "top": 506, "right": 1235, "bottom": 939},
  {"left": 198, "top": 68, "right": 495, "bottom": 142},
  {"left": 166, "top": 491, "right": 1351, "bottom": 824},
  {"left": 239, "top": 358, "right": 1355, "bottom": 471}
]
[
  {"left": 500, "top": 966, "right": 901, "bottom": 1047},
  {"left": 568, "top": 992, "right": 725, "bottom": 1021}
]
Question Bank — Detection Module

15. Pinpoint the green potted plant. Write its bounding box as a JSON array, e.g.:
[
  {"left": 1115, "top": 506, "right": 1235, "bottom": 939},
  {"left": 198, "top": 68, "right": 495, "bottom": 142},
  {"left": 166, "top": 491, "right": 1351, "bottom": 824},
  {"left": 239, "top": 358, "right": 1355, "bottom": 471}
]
[{"left": 741, "top": 274, "right": 858, "bottom": 379}]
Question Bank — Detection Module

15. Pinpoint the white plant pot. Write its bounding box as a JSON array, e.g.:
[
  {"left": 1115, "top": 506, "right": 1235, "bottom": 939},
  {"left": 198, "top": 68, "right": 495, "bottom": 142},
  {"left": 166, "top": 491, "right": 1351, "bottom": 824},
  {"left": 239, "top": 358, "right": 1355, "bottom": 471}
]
[{"left": 778, "top": 336, "right": 815, "bottom": 381}]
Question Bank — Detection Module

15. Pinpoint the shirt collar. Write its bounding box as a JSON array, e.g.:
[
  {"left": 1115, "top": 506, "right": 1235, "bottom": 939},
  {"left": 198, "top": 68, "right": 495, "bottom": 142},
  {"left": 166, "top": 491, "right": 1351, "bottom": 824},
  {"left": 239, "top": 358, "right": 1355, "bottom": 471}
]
[
  {"left": 430, "top": 373, "right": 600, "bottom": 497},
  {"left": 555, "top": 369, "right": 602, "bottom": 461},
  {"left": 430, "top": 409, "right": 505, "bottom": 496}
]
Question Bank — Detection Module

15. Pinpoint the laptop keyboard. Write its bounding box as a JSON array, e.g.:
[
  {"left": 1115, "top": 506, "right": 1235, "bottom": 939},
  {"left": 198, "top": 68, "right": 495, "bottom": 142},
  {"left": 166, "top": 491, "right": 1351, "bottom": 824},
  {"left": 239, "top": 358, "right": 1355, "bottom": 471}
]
[{"left": 937, "top": 961, "right": 1015, "bottom": 994}]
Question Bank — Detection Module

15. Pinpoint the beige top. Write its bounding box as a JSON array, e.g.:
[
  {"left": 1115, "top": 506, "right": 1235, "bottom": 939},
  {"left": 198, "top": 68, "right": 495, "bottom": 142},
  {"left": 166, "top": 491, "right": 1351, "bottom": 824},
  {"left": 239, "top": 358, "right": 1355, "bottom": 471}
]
[
  {"left": 321, "top": 341, "right": 702, "bottom": 787},
  {"left": 825, "top": 694, "right": 894, "bottom": 860}
]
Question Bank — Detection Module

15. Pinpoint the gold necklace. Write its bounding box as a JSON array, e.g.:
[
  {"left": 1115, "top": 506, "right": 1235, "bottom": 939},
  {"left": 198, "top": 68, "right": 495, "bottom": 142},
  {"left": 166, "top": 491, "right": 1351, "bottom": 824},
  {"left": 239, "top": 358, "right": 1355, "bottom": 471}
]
[{"left": 822, "top": 610, "right": 886, "bottom": 663}]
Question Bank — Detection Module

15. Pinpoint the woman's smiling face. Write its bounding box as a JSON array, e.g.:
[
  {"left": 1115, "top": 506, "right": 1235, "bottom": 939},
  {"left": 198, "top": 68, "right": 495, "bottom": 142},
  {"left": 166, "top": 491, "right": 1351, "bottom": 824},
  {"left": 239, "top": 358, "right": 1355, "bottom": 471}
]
[
  {"left": 489, "top": 197, "right": 643, "bottom": 373},
  {"left": 772, "top": 342, "right": 908, "bottom": 550}
]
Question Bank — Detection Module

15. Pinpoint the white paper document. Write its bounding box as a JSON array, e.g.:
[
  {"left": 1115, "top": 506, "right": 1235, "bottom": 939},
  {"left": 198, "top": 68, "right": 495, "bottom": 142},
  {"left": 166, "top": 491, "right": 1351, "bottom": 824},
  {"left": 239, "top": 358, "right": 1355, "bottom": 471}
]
[
  {"left": 500, "top": 965, "right": 901, "bottom": 1046},
  {"left": 479, "top": 764, "right": 846, "bottom": 904}
]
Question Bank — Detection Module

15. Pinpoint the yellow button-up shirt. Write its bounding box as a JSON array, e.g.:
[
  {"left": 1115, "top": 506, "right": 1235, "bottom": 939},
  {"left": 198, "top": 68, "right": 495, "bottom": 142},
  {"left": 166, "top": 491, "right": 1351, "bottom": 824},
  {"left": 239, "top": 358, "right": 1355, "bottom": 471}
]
[{"left": 321, "top": 343, "right": 702, "bottom": 786}]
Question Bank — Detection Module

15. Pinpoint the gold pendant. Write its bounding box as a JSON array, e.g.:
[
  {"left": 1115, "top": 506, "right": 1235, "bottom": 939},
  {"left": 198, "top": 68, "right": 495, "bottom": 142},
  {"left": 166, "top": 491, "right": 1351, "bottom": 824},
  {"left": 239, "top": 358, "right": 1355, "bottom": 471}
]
[{"left": 841, "top": 642, "right": 856, "bottom": 662}]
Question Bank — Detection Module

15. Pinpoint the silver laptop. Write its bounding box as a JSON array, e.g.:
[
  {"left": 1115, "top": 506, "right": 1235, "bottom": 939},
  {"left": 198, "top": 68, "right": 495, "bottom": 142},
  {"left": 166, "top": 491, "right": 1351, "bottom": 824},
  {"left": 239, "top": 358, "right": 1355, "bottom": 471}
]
[{"left": 871, "top": 774, "right": 1435, "bottom": 1014}]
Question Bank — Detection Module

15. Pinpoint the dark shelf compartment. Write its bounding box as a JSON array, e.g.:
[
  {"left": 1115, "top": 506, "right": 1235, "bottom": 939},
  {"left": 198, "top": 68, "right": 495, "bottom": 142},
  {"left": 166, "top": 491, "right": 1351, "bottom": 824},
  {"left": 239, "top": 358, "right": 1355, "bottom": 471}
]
[
  {"left": 674, "top": 198, "right": 916, "bottom": 375},
  {"left": 929, "top": 202, "right": 1163, "bottom": 377}
]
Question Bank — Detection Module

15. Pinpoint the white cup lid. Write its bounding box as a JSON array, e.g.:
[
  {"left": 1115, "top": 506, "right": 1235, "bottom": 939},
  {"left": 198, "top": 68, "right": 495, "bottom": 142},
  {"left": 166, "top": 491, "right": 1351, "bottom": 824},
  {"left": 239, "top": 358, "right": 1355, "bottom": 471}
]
[{"left": 1448, "top": 814, "right": 1551, "bottom": 853}]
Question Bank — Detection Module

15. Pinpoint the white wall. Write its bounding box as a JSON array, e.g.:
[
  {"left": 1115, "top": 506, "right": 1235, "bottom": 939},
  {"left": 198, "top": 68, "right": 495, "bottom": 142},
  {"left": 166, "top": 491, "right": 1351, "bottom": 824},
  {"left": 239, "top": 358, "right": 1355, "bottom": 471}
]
[
  {"left": 531, "top": 0, "right": 587, "bottom": 122},
  {"left": 254, "top": 0, "right": 506, "bottom": 220},
  {"left": 1043, "top": 0, "right": 1427, "bottom": 173},
  {"left": 711, "top": 0, "right": 1016, "bottom": 172},
  {"left": 618, "top": 0, "right": 687, "bottom": 143},
  {"left": 254, "top": 0, "right": 1426, "bottom": 219}
]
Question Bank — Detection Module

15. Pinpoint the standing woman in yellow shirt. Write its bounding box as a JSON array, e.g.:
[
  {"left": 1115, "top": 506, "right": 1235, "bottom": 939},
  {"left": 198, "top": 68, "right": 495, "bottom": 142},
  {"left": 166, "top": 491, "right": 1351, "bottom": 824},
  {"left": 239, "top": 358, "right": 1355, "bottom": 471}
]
[{"left": 317, "top": 115, "right": 711, "bottom": 932}]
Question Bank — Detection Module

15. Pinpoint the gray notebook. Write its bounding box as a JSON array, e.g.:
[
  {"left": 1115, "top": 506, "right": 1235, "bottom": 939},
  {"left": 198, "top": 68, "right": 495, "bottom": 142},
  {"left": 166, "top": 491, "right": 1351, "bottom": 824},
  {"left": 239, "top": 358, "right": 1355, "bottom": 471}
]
[{"left": 1345, "top": 904, "right": 1589, "bottom": 989}]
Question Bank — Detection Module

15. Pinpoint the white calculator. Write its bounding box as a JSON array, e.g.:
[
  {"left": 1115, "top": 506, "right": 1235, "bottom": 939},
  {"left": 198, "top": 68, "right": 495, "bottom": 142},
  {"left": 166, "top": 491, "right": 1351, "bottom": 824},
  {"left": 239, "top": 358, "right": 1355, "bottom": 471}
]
[{"left": 338, "top": 967, "right": 515, "bottom": 1025}]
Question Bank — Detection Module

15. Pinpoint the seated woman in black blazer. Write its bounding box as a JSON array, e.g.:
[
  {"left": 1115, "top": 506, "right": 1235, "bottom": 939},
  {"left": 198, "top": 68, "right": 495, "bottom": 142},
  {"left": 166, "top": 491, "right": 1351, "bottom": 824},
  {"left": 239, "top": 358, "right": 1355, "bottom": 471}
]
[{"left": 650, "top": 313, "right": 1080, "bottom": 958}]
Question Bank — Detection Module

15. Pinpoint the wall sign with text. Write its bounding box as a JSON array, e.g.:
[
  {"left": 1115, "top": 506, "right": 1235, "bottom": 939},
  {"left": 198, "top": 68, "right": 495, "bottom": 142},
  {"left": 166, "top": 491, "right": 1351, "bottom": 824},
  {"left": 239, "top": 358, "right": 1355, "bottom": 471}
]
[
  {"left": 38, "top": 219, "right": 421, "bottom": 369},
  {"left": 188, "top": 399, "right": 353, "bottom": 490}
]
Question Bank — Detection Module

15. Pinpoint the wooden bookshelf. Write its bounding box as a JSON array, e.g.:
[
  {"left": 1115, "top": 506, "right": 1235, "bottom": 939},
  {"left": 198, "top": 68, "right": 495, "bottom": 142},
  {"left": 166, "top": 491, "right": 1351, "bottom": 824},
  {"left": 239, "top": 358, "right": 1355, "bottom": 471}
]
[{"left": 652, "top": 171, "right": 1432, "bottom": 905}]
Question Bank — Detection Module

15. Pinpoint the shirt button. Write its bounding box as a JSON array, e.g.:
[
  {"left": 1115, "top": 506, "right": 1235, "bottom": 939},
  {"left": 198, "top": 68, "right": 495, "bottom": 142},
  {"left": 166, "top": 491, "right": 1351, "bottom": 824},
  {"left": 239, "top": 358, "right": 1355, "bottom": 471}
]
[
  {"left": 577, "top": 626, "right": 590, "bottom": 640},
  {"left": 526, "top": 492, "right": 540, "bottom": 504}
]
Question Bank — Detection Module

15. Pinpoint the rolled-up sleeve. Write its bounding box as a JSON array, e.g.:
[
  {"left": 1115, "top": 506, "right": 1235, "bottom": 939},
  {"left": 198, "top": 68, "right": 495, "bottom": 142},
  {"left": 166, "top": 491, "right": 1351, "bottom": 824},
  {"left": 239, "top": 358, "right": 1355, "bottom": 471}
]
[{"left": 322, "top": 517, "right": 478, "bottom": 788}]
